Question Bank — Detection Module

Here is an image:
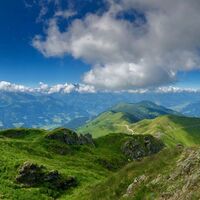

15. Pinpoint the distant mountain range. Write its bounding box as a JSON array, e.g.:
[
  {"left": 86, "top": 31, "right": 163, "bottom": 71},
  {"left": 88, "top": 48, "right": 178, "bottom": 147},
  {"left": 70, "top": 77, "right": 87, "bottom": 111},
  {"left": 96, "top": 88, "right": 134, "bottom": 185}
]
[
  {"left": 180, "top": 101, "right": 200, "bottom": 117},
  {"left": 0, "top": 92, "right": 90, "bottom": 129},
  {"left": 0, "top": 91, "right": 200, "bottom": 130}
]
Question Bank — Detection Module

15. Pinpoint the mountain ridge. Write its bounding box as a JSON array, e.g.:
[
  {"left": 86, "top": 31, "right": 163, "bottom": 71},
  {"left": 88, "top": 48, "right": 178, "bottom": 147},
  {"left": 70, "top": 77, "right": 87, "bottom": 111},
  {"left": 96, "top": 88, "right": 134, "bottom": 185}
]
[{"left": 78, "top": 101, "right": 181, "bottom": 137}]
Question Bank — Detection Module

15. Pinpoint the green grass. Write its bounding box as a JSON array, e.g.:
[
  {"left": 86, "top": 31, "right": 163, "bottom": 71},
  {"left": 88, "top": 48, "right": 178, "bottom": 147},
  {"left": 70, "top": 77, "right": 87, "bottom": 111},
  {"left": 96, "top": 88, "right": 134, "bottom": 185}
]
[
  {"left": 130, "top": 115, "right": 200, "bottom": 147},
  {"left": 78, "top": 101, "right": 180, "bottom": 138},
  {"left": 78, "top": 111, "right": 132, "bottom": 138},
  {"left": 82, "top": 147, "right": 183, "bottom": 200},
  {"left": 79, "top": 112, "right": 200, "bottom": 147},
  {"left": 0, "top": 129, "right": 147, "bottom": 200},
  {"left": 1, "top": 114, "right": 200, "bottom": 199}
]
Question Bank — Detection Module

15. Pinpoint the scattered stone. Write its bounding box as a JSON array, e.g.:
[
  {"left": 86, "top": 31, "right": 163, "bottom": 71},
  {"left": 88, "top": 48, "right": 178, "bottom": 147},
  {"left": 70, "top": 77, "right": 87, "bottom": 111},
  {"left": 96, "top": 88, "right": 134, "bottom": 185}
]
[
  {"left": 151, "top": 174, "right": 162, "bottom": 185},
  {"left": 16, "top": 161, "right": 78, "bottom": 190},
  {"left": 123, "top": 175, "right": 147, "bottom": 197},
  {"left": 159, "top": 149, "right": 200, "bottom": 200}
]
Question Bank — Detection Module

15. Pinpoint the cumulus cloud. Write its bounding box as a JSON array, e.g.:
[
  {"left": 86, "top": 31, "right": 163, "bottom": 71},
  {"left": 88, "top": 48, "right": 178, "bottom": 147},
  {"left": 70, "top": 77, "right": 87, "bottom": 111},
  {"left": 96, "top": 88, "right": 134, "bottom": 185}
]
[
  {"left": 32, "top": 0, "right": 200, "bottom": 90},
  {"left": 47, "top": 83, "right": 75, "bottom": 94},
  {"left": 0, "top": 81, "right": 199, "bottom": 94},
  {"left": 155, "top": 86, "right": 199, "bottom": 93},
  {"left": 0, "top": 81, "right": 33, "bottom": 92},
  {"left": 75, "top": 84, "right": 96, "bottom": 93},
  {"left": 0, "top": 81, "right": 96, "bottom": 94}
]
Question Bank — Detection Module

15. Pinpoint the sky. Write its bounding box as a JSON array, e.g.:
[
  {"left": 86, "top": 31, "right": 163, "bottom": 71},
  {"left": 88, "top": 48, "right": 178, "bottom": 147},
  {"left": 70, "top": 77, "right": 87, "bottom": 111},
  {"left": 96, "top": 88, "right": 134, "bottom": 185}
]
[{"left": 0, "top": 0, "right": 200, "bottom": 91}]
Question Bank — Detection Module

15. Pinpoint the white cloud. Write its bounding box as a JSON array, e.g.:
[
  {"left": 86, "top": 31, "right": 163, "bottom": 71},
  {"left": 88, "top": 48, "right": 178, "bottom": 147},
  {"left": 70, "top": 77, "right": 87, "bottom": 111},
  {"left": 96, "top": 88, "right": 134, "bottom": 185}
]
[
  {"left": 155, "top": 86, "right": 199, "bottom": 93},
  {"left": 32, "top": 0, "right": 200, "bottom": 90},
  {"left": 38, "top": 82, "right": 49, "bottom": 91},
  {"left": 55, "top": 10, "right": 76, "bottom": 19},
  {"left": 0, "top": 81, "right": 33, "bottom": 92},
  {"left": 0, "top": 81, "right": 96, "bottom": 94},
  {"left": 75, "top": 84, "right": 96, "bottom": 93},
  {"left": 0, "top": 81, "right": 199, "bottom": 94},
  {"left": 47, "top": 83, "right": 75, "bottom": 94}
]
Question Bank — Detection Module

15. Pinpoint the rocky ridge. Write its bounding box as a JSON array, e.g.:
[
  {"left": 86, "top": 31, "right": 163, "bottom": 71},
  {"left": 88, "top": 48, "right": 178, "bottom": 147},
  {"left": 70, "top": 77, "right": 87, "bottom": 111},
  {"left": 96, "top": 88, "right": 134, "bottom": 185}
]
[{"left": 47, "top": 128, "right": 94, "bottom": 145}]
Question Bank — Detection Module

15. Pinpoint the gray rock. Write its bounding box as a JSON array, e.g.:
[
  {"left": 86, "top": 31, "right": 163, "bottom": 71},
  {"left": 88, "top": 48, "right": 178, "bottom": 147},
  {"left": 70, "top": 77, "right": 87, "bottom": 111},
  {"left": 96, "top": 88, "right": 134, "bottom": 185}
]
[
  {"left": 123, "top": 175, "right": 147, "bottom": 197},
  {"left": 47, "top": 128, "right": 94, "bottom": 146},
  {"left": 16, "top": 161, "right": 78, "bottom": 190},
  {"left": 121, "top": 135, "right": 164, "bottom": 160},
  {"left": 16, "top": 161, "right": 45, "bottom": 186}
]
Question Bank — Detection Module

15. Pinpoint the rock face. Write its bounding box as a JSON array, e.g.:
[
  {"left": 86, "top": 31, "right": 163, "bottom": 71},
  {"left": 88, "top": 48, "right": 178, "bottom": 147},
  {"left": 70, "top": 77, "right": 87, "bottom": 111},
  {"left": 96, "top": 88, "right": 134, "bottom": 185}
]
[
  {"left": 47, "top": 128, "right": 94, "bottom": 146},
  {"left": 16, "top": 161, "right": 78, "bottom": 190},
  {"left": 121, "top": 135, "right": 164, "bottom": 160}
]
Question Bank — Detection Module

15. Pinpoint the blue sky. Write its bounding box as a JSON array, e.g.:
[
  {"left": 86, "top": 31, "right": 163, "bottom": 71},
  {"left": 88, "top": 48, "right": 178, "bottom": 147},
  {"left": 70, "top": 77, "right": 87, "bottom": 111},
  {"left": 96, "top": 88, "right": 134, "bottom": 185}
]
[
  {"left": 0, "top": 0, "right": 92, "bottom": 86},
  {"left": 0, "top": 0, "right": 200, "bottom": 89}
]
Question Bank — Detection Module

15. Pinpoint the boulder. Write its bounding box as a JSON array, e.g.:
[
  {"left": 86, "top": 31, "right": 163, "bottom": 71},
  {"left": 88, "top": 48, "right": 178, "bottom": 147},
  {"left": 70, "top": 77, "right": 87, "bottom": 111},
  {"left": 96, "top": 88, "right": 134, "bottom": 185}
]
[
  {"left": 44, "top": 170, "right": 77, "bottom": 190},
  {"left": 16, "top": 161, "right": 78, "bottom": 190},
  {"left": 47, "top": 128, "right": 94, "bottom": 146},
  {"left": 16, "top": 162, "right": 45, "bottom": 186},
  {"left": 121, "top": 135, "right": 164, "bottom": 160}
]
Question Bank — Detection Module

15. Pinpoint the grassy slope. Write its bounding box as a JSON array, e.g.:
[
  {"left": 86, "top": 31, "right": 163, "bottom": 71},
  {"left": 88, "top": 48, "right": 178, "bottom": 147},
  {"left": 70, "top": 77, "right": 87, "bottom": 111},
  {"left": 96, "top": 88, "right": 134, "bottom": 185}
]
[
  {"left": 130, "top": 115, "right": 200, "bottom": 147},
  {"left": 1, "top": 114, "right": 200, "bottom": 199},
  {"left": 0, "top": 128, "right": 144, "bottom": 200},
  {"left": 84, "top": 147, "right": 183, "bottom": 200},
  {"left": 86, "top": 146, "right": 200, "bottom": 200},
  {"left": 111, "top": 101, "right": 178, "bottom": 118},
  {"left": 78, "top": 111, "right": 133, "bottom": 138},
  {"left": 79, "top": 109, "right": 200, "bottom": 147},
  {"left": 78, "top": 102, "right": 180, "bottom": 138}
]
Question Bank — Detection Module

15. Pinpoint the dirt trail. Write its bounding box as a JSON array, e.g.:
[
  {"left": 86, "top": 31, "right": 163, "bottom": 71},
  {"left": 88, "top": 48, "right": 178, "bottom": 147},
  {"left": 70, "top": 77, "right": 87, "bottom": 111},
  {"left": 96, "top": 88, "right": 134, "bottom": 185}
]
[{"left": 115, "top": 124, "right": 134, "bottom": 134}]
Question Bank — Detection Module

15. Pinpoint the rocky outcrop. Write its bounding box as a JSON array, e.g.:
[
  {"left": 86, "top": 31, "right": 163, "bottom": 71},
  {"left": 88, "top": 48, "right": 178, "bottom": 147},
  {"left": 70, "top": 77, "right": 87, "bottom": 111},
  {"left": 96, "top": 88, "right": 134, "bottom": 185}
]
[
  {"left": 46, "top": 128, "right": 94, "bottom": 146},
  {"left": 122, "top": 148, "right": 200, "bottom": 200},
  {"left": 123, "top": 175, "right": 147, "bottom": 198},
  {"left": 16, "top": 162, "right": 45, "bottom": 186},
  {"left": 158, "top": 148, "right": 200, "bottom": 200},
  {"left": 121, "top": 135, "right": 164, "bottom": 160},
  {"left": 16, "top": 161, "right": 78, "bottom": 190}
]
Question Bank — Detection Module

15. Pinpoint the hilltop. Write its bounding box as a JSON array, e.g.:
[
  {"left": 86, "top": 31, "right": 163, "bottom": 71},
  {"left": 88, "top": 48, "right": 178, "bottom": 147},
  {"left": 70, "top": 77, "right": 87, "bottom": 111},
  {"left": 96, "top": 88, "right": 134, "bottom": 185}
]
[
  {"left": 130, "top": 115, "right": 200, "bottom": 147},
  {"left": 111, "top": 101, "right": 179, "bottom": 119},
  {"left": 78, "top": 101, "right": 180, "bottom": 137}
]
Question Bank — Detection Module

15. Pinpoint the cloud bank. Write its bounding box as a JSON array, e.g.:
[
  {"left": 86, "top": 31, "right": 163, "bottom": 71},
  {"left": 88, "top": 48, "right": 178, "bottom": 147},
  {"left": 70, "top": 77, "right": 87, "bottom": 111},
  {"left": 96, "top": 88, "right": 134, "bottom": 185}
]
[
  {"left": 0, "top": 81, "right": 96, "bottom": 94},
  {"left": 0, "top": 81, "right": 199, "bottom": 94},
  {"left": 32, "top": 0, "right": 200, "bottom": 90}
]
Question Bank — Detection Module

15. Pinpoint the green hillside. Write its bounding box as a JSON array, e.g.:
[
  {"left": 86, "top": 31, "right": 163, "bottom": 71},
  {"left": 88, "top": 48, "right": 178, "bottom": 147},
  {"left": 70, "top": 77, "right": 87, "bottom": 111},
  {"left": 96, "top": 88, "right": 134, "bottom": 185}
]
[
  {"left": 86, "top": 146, "right": 200, "bottom": 200},
  {"left": 78, "top": 111, "right": 135, "bottom": 138},
  {"left": 78, "top": 101, "right": 180, "bottom": 138},
  {"left": 111, "top": 101, "right": 179, "bottom": 119},
  {"left": 0, "top": 128, "right": 164, "bottom": 200},
  {"left": 1, "top": 114, "right": 200, "bottom": 199},
  {"left": 130, "top": 115, "right": 200, "bottom": 147}
]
